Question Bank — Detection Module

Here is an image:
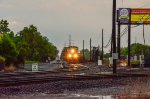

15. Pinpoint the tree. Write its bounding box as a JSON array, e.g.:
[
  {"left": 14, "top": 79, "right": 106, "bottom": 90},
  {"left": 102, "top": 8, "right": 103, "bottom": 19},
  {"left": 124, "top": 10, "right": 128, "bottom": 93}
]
[
  {"left": 17, "top": 25, "right": 59, "bottom": 61},
  {"left": 120, "top": 47, "right": 128, "bottom": 56},
  {"left": 80, "top": 49, "right": 90, "bottom": 61},
  {"left": 0, "top": 34, "right": 18, "bottom": 65},
  {"left": 0, "top": 19, "right": 59, "bottom": 65},
  {"left": 0, "top": 19, "right": 18, "bottom": 66},
  {"left": 0, "top": 20, "right": 10, "bottom": 33},
  {"left": 48, "top": 42, "right": 59, "bottom": 60},
  {"left": 130, "top": 43, "right": 143, "bottom": 56},
  {"left": 121, "top": 43, "right": 150, "bottom": 56}
]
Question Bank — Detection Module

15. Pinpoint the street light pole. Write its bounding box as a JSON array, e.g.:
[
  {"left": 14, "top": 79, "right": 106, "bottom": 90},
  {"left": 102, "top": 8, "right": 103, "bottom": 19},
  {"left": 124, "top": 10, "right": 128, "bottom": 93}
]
[{"left": 112, "top": 0, "right": 117, "bottom": 73}]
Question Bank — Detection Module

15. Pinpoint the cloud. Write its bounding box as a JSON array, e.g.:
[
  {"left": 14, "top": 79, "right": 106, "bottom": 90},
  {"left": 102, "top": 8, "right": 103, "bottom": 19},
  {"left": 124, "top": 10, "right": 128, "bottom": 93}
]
[{"left": 9, "top": 20, "right": 18, "bottom": 25}]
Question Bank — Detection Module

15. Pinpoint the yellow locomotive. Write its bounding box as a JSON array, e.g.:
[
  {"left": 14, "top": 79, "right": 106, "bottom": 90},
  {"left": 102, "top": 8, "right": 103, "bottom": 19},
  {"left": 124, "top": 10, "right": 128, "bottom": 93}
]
[{"left": 61, "top": 46, "right": 79, "bottom": 63}]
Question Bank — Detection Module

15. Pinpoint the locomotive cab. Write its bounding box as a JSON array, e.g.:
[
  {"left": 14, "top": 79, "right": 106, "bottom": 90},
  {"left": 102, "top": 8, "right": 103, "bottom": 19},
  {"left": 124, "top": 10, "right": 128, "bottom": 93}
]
[{"left": 61, "top": 46, "right": 80, "bottom": 64}]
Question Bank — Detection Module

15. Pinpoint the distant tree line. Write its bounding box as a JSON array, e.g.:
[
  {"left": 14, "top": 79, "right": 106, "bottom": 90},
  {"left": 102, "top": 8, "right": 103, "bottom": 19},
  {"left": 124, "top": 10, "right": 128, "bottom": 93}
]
[
  {"left": 80, "top": 47, "right": 102, "bottom": 62},
  {"left": 103, "top": 43, "right": 150, "bottom": 59},
  {"left": 80, "top": 49, "right": 90, "bottom": 61},
  {"left": 121, "top": 43, "right": 150, "bottom": 56},
  {"left": 0, "top": 20, "right": 58, "bottom": 67},
  {"left": 80, "top": 43, "right": 150, "bottom": 60}
]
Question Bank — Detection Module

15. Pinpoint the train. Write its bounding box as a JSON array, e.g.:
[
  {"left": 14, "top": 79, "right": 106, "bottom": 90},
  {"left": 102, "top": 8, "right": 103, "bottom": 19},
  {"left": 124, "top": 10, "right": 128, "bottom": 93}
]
[{"left": 60, "top": 46, "right": 80, "bottom": 64}]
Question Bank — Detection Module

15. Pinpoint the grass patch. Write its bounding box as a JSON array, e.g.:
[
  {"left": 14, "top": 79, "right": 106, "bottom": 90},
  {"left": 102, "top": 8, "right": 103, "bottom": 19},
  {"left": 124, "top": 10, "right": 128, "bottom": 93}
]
[{"left": 25, "top": 61, "right": 44, "bottom": 64}]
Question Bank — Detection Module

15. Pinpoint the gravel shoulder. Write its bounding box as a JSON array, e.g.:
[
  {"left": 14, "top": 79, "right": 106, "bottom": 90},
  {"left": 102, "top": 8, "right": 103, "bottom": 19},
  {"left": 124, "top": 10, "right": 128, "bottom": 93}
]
[{"left": 0, "top": 77, "right": 150, "bottom": 99}]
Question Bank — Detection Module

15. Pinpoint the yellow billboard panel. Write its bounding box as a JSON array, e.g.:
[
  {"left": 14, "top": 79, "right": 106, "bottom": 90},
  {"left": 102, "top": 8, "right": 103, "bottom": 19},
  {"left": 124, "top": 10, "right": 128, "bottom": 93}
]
[
  {"left": 131, "top": 9, "right": 150, "bottom": 24},
  {"left": 131, "top": 14, "right": 150, "bottom": 24}
]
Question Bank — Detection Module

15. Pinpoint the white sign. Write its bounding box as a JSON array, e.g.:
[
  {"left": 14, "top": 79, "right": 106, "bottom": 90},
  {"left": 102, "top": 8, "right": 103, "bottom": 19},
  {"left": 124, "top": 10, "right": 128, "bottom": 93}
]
[
  {"left": 113, "top": 53, "right": 118, "bottom": 59},
  {"left": 134, "top": 55, "right": 137, "bottom": 61},
  {"left": 98, "top": 60, "right": 102, "bottom": 66},
  {"left": 120, "top": 8, "right": 129, "bottom": 16},
  {"left": 140, "top": 55, "right": 144, "bottom": 64},
  {"left": 32, "top": 63, "right": 38, "bottom": 71},
  {"left": 109, "top": 57, "right": 113, "bottom": 65}
]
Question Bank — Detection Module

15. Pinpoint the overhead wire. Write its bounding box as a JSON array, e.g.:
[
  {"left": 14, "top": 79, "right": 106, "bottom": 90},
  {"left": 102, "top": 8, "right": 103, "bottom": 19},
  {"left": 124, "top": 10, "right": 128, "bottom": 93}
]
[
  {"left": 103, "top": 27, "right": 128, "bottom": 48},
  {"left": 103, "top": 25, "right": 139, "bottom": 49},
  {"left": 103, "top": 36, "right": 111, "bottom": 48},
  {"left": 121, "top": 25, "right": 140, "bottom": 37},
  {"left": 103, "top": 25, "right": 128, "bottom": 48}
]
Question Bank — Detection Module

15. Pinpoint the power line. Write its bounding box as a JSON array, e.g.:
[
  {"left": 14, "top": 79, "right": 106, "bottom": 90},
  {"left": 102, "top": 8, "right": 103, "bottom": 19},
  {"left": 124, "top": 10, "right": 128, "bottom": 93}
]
[
  {"left": 120, "top": 26, "right": 128, "bottom": 37},
  {"left": 120, "top": 25, "right": 140, "bottom": 37},
  {"left": 103, "top": 26, "right": 129, "bottom": 48},
  {"left": 103, "top": 25, "right": 139, "bottom": 49},
  {"left": 103, "top": 35, "right": 112, "bottom": 48},
  {"left": 103, "top": 27, "right": 129, "bottom": 48}
]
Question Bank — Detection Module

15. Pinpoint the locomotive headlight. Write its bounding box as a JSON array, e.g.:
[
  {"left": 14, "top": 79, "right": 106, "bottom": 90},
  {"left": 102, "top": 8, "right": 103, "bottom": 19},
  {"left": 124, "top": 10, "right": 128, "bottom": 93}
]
[
  {"left": 74, "top": 54, "right": 78, "bottom": 58},
  {"left": 68, "top": 54, "right": 72, "bottom": 58},
  {"left": 71, "top": 49, "right": 75, "bottom": 53}
]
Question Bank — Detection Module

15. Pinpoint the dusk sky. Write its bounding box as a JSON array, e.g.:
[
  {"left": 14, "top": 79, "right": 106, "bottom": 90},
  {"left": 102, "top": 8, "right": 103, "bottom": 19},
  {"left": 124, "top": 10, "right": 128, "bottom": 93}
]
[{"left": 1, "top": 0, "right": 150, "bottom": 54}]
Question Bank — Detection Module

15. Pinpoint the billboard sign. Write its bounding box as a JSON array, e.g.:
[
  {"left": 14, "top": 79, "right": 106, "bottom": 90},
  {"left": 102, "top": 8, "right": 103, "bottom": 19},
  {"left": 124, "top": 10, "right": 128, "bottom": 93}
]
[
  {"left": 118, "top": 8, "right": 150, "bottom": 24},
  {"left": 118, "top": 8, "right": 130, "bottom": 23}
]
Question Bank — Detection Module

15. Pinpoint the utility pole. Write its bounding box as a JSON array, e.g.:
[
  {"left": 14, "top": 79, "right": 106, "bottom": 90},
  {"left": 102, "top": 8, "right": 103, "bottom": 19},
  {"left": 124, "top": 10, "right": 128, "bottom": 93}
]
[
  {"left": 112, "top": 0, "right": 117, "bottom": 73},
  {"left": 102, "top": 29, "right": 104, "bottom": 64},
  {"left": 110, "top": 34, "right": 113, "bottom": 57},
  {"left": 83, "top": 40, "right": 85, "bottom": 62},
  {"left": 90, "top": 38, "right": 92, "bottom": 61},
  {"left": 128, "top": 9, "right": 131, "bottom": 67},
  {"left": 142, "top": 24, "right": 145, "bottom": 56},
  {"left": 143, "top": 24, "right": 145, "bottom": 45},
  {"left": 117, "top": 21, "right": 121, "bottom": 59}
]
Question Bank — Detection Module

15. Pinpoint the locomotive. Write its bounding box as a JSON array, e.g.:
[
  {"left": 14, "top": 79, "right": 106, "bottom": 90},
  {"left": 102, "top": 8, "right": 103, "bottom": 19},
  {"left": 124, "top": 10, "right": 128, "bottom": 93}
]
[{"left": 60, "top": 46, "right": 80, "bottom": 63}]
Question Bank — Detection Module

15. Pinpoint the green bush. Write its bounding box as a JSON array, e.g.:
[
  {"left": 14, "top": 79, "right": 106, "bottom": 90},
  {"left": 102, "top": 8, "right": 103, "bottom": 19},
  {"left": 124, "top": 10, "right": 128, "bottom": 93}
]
[
  {"left": 103, "top": 58, "right": 109, "bottom": 65},
  {"left": 0, "top": 56, "right": 5, "bottom": 62},
  {"left": 131, "top": 60, "right": 140, "bottom": 65}
]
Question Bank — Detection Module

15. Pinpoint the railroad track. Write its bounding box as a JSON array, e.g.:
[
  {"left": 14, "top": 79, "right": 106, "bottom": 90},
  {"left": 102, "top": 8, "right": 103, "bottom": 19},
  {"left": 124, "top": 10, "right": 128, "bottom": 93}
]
[
  {"left": 57, "top": 63, "right": 89, "bottom": 72},
  {"left": 0, "top": 70, "right": 150, "bottom": 87},
  {"left": 0, "top": 70, "right": 59, "bottom": 77}
]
